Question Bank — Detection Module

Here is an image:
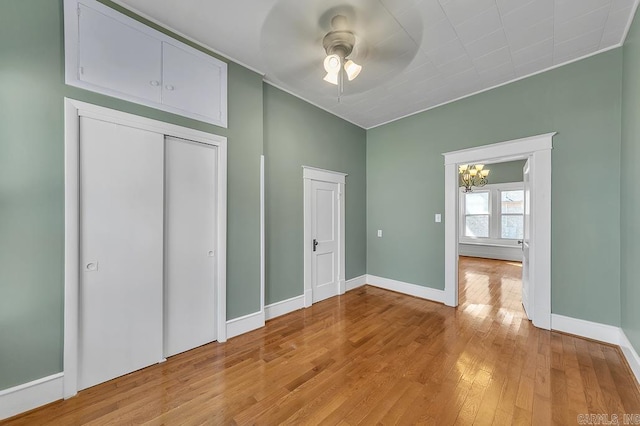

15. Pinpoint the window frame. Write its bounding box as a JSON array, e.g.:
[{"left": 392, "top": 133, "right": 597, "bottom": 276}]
[{"left": 459, "top": 181, "right": 524, "bottom": 247}]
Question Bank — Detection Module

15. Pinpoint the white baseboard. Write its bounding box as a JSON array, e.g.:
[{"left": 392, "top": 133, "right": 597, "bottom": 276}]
[
  {"left": 265, "top": 295, "right": 305, "bottom": 320},
  {"left": 459, "top": 243, "right": 522, "bottom": 262},
  {"left": 346, "top": 274, "right": 367, "bottom": 291},
  {"left": 550, "top": 314, "right": 620, "bottom": 345},
  {"left": 0, "top": 373, "right": 64, "bottom": 421},
  {"left": 366, "top": 274, "right": 446, "bottom": 304},
  {"left": 226, "top": 311, "right": 265, "bottom": 339},
  {"left": 619, "top": 330, "right": 640, "bottom": 386},
  {"left": 551, "top": 314, "right": 640, "bottom": 386}
]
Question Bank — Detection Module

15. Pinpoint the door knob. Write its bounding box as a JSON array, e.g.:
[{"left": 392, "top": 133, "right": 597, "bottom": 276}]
[
  {"left": 165, "top": 84, "right": 175, "bottom": 91},
  {"left": 313, "top": 239, "right": 318, "bottom": 252}
]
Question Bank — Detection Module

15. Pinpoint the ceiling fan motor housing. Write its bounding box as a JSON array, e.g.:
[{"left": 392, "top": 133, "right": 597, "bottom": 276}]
[{"left": 323, "top": 30, "right": 356, "bottom": 58}]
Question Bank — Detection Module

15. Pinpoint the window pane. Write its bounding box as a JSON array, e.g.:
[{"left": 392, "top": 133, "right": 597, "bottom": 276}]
[
  {"left": 501, "top": 190, "right": 524, "bottom": 214},
  {"left": 501, "top": 215, "right": 523, "bottom": 239},
  {"left": 465, "top": 192, "right": 489, "bottom": 215},
  {"left": 465, "top": 215, "right": 489, "bottom": 237}
]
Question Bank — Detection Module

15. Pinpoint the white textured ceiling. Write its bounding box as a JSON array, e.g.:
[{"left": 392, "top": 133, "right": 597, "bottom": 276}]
[{"left": 115, "top": 0, "right": 639, "bottom": 129}]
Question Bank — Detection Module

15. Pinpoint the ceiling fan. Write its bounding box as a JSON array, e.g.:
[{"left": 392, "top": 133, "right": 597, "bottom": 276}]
[
  {"left": 322, "top": 15, "right": 362, "bottom": 87},
  {"left": 259, "top": 0, "right": 421, "bottom": 99}
]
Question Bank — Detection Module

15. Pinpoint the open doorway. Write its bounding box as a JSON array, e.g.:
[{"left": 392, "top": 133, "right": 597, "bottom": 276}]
[
  {"left": 457, "top": 159, "right": 526, "bottom": 315},
  {"left": 443, "top": 133, "right": 554, "bottom": 330}
]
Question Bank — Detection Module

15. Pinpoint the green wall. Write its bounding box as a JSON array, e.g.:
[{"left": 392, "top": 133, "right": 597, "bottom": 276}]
[
  {"left": 459, "top": 159, "right": 525, "bottom": 186},
  {"left": 367, "top": 50, "right": 623, "bottom": 326},
  {"left": 263, "top": 85, "right": 367, "bottom": 304},
  {"left": 622, "top": 9, "right": 640, "bottom": 354},
  {"left": 0, "top": 0, "right": 264, "bottom": 390},
  {"left": 483, "top": 160, "right": 525, "bottom": 184}
]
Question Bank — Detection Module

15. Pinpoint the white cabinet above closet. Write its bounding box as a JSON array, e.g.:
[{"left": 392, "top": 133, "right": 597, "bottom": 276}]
[{"left": 64, "top": 0, "right": 228, "bottom": 128}]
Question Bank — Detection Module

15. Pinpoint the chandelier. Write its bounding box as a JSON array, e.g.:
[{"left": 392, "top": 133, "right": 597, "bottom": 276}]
[{"left": 459, "top": 164, "right": 490, "bottom": 193}]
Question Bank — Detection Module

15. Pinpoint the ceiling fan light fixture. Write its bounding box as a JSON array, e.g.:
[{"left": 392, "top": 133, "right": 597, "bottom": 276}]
[
  {"left": 324, "top": 54, "right": 341, "bottom": 74},
  {"left": 344, "top": 59, "right": 362, "bottom": 81},
  {"left": 323, "top": 72, "right": 339, "bottom": 85}
]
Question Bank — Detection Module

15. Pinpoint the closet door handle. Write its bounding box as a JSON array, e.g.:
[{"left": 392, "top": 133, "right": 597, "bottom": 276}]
[
  {"left": 165, "top": 84, "right": 175, "bottom": 91},
  {"left": 313, "top": 239, "right": 318, "bottom": 252}
]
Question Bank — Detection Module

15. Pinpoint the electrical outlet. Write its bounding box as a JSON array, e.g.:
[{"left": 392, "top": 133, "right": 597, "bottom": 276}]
[{"left": 377, "top": 230, "right": 383, "bottom": 237}]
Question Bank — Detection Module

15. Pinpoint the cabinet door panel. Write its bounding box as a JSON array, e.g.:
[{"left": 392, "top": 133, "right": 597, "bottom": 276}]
[
  {"left": 78, "top": 3, "right": 162, "bottom": 102},
  {"left": 162, "top": 42, "right": 223, "bottom": 122}
]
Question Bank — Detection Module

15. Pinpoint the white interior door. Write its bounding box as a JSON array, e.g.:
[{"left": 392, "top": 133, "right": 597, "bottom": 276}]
[
  {"left": 311, "top": 180, "right": 340, "bottom": 303},
  {"left": 521, "top": 159, "right": 532, "bottom": 319},
  {"left": 79, "top": 117, "right": 164, "bottom": 391},
  {"left": 164, "top": 137, "right": 217, "bottom": 357}
]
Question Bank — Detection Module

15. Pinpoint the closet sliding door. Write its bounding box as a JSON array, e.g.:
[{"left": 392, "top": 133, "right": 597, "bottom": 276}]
[
  {"left": 78, "top": 117, "right": 164, "bottom": 391},
  {"left": 164, "top": 137, "right": 218, "bottom": 357}
]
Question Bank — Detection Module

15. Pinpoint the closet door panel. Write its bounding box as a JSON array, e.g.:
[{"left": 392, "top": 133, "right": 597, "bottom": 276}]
[
  {"left": 79, "top": 117, "right": 164, "bottom": 390},
  {"left": 165, "top": 137, "right": 217, "bottom": 357}
]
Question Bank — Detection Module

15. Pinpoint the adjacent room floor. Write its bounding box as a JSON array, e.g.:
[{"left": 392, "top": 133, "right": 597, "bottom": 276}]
[{"left": 5, "top": 257, "right": 640, "bottom": 424}]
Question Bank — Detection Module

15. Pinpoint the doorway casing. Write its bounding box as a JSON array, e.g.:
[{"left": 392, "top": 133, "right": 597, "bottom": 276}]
[{"left": 443, "top": 133, "right": 555, "bottom": 330}]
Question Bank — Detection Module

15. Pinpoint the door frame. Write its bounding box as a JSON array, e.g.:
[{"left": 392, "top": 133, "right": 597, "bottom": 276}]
[
  {"left": 443, "top": 132, "right": 555, "bottom": 330},
  {"left": 302, "top": 166, "right": 347, "bottom": 307},
  {"left": 63, "top": 98, "right": 227, "bottom": 398}
]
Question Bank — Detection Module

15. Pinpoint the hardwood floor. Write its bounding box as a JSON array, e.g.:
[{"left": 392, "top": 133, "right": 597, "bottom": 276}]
[{"left": 4, "top": 256, "right": 639, "bottom": 425}]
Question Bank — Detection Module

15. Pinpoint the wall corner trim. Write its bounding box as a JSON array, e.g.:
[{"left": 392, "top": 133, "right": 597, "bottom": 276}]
[
  {"left": 366, "top": 275, "right": 446, "bottom": 304},
  {"left": 346, "top": 275, "right": 367, "bottom": 291},
  {"left": 0, "top": 373, "right": 64, "bottom": 421},
  {"left": 551, "top": 314, "right": 640, "bottom": 386},
  {"left": 226, "top": 311, "right": 265, "bottom": 339},
  {"left": 620, "top": 330, "right": 640, "bottom": 386}
]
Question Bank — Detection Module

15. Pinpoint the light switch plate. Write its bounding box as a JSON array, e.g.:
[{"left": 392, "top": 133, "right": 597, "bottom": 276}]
[
  {"left": 435, "top": 214, "right": 442, "bottom": 223},
  {"left": 377, "top": 230, "right": 383, "bottom": 237}
]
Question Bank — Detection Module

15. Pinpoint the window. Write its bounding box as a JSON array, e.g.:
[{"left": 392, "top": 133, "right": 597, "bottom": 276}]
[
  {"left": 459, "top": 182, "right": 524, "bottom": 245},
  {"left": 500, "top": 190, "right": 524, "bottom": 239},
  {"left": 464, "top": 191, "right": 489, "bottom": 238}
]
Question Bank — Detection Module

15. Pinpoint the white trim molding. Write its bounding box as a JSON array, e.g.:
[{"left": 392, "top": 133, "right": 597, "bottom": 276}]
[
  {"left": 260, "top": 155, "right": 265, "bottom": 318},
  {"left": 620, "top": 331, "right": 640, "bottom": 385},
  {"left": 302, "top": 166, "right": 347, "bottom": 184},
  {"left": 551, "top": 314, "right": 640, "bottom": 386},
  {"left": 366, "top": 275, "right": 446, "bottom": 304},
  {"left": 551, "top": 314, "right": 620, "bottom": 345},
  {"left": 63, "top": 98, "right": 228, "bottom": 398},
  {"left": 0, "top": 373, "right": 64, "bottom": 421},
  {"left": 302, "top": 166, "right": 347, "bottom": 308},
  {"left": 443, "top": 132, "right": 555, "bottom": 330},
  {"left": 346, "top": 275, "right": 367, "bottom": 291},
  {"left": 265, "top": 295, "right": 305, "bottom": 321},
  {"left": 226, "top": 311, "right": 265, "bottom": 340}
]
